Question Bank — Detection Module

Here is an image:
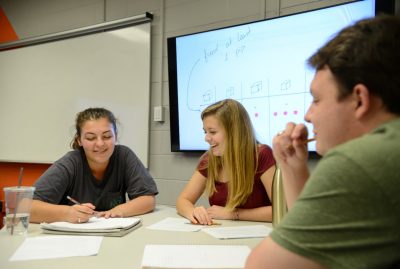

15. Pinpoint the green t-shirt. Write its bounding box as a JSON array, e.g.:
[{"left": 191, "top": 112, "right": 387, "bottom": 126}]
[{"left": 271, "top": 118, "right": 400, "bottom": 269}]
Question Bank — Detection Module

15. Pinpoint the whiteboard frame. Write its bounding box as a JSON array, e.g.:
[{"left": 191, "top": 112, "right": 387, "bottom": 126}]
[
  {"left": 0, "top": 13, "right": 152, "bottom": 50},
  {"left": 0, "top": 14, "right": 152, "bottom": 167}
]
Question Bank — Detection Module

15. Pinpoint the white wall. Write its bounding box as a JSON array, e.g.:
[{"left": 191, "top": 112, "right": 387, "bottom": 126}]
[{"left": 0, "top": 0, "right": 377, "bottom": 206}]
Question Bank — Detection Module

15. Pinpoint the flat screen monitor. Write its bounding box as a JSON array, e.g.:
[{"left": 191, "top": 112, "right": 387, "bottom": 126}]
[{"left": 167, "top": 0, "right": 392, "bottom": 155}]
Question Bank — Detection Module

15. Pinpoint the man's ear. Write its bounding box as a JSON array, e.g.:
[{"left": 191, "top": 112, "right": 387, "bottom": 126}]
[{"left": 353, "top": 84, "right": 370, "bottom": 119}]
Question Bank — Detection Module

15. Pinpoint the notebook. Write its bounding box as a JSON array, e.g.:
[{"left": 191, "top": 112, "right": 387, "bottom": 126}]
[{"left": 40, "top": 217, "right": 141, "bottom": 237}]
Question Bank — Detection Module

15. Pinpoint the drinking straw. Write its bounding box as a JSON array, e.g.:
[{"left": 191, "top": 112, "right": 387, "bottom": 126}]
[{"left": 10, "top": 167, "right": 24, "bottom": 235}]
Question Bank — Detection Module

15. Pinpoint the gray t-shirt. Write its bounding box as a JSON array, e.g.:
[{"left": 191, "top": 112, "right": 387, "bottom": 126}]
[{"left": 33, "top": 145, "right": 158, "bottom": 211}]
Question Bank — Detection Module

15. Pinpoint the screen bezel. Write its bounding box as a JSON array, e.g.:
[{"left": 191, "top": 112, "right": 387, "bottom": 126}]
[{"left": 167, "top": 0, "right": 394, "bottom": 157}]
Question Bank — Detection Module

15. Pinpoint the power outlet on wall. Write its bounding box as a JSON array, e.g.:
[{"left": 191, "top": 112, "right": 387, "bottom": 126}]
[{"left": 153, "top": 106, "right": 164, "bottom": 122}]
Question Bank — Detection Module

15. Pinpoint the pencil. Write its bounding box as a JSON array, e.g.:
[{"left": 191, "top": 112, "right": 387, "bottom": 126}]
[
  {"left": 286, "top": 137, "right": 316, "bottom": 150},
  {"left": 304, "top": 137, "right": 316, "bottom": 144}
]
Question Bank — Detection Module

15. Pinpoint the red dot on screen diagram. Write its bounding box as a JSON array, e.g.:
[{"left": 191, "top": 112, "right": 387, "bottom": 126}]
[
  {"left": 273, "top": 110, "right": 298, "bottom": 116},
  {"left": 254, "top": 110, "right": 298, "bottom": 118}
]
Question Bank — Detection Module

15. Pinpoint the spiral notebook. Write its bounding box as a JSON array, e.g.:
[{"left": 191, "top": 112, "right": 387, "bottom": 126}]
[{"left": 40, "top": 217, "right": 141, "bottom": 237}]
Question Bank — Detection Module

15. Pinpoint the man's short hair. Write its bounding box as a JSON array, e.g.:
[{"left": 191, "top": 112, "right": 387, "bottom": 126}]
[{"left": 308, "top": 15, "right": 400, "bottom": 114}]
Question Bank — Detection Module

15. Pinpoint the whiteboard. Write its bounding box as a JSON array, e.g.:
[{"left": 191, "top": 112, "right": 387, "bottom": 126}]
[{"left": 0, "top": 22, "right": 151, "bottom": 166}]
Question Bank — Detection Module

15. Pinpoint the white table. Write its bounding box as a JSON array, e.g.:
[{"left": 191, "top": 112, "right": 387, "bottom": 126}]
[{"left": 0, "top": 205, "right": 271, "bottom": 269}]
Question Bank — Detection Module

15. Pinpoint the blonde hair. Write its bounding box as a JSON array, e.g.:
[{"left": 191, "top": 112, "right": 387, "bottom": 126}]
[{"left": 200, "top": 99, "right": 258, "bottom": 210}]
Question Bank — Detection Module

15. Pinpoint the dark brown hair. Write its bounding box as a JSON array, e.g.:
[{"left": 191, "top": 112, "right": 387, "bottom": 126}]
[{"left": 70, "top": 107, "right": 118, "bottom": 149}]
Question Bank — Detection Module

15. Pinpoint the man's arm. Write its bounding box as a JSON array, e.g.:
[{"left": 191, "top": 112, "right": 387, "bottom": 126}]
[
  {"left": 272, "top": 123, "right": 310, "bottom": 208},
  {"left": 245, "top": 237, "right": 326, "bottom": 269}
]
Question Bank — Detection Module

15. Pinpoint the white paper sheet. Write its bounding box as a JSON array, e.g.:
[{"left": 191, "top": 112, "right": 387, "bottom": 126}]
[
  {"left": 202, "top": 225, "right": 272, "bottom": 239},
  {"left": 9, "top": 235, "right": 103, "bottom": 261},
  {"left": 41, "top": 217, "right": 141, "bottom": 231},
  {"left": 146, "top": 217, "right": 204, "bottom": 232},
  {"left": 141, "top": 244, "right": 251, "bottom": 269}
]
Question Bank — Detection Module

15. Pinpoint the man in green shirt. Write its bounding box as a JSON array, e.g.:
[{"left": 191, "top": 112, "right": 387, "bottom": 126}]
[{"left": 246, "top": 15, "right": 400, "bottom": 269}]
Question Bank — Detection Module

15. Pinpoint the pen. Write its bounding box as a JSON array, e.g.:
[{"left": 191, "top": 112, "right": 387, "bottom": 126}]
[
  {"left": 66, "top": 195, "right": 80, "bottom": 205},
  {"left": 67, "top": 196, "right": 100, "bottom": 216},
  {"left": 185, "top": 221, "right": 221, "bottom": 226}
]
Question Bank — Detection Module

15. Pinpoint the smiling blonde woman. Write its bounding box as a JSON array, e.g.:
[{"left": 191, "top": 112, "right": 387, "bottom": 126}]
[{"left": 176, "top": 99, "right": 276, "bottom": 225}]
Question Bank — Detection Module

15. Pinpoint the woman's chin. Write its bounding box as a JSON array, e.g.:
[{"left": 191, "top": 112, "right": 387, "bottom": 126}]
[{"left": 211, "top": 148, "right": 222, "bottom": 156}]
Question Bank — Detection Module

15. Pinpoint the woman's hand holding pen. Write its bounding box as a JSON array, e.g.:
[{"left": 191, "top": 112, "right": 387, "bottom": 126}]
[
  {"left": 66, "top": 196, "right": 99, "bottom": 223},
  {"left": 66, "top": 203, "right": 97, "bottom": 223}
]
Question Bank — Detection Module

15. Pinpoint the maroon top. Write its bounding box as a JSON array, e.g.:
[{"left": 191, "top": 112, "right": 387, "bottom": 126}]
[{"left": 197, "top": 144, "right": 275, "bottom": 209}]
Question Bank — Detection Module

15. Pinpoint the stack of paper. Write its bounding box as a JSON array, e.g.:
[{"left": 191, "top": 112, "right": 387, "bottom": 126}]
[
  {"left": 141, "top": 244, "right": 251, "bottom": 269},
  {"left": 40, "top": 217, "right": 141, "bottom": 237}
]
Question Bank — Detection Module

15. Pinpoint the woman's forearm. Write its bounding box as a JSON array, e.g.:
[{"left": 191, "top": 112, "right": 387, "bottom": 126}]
[
  {"left": 115, "top": 195, "right": 156, "bottom": 217},
  {"left": 30, "top": 200, "right": 70, "bottom": 223},
  {"left": 176, "top": 197, "right": 195, "bottom": 219},
  {"left": 233, "top": 206, "right": 272, "bottom": 222}
]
